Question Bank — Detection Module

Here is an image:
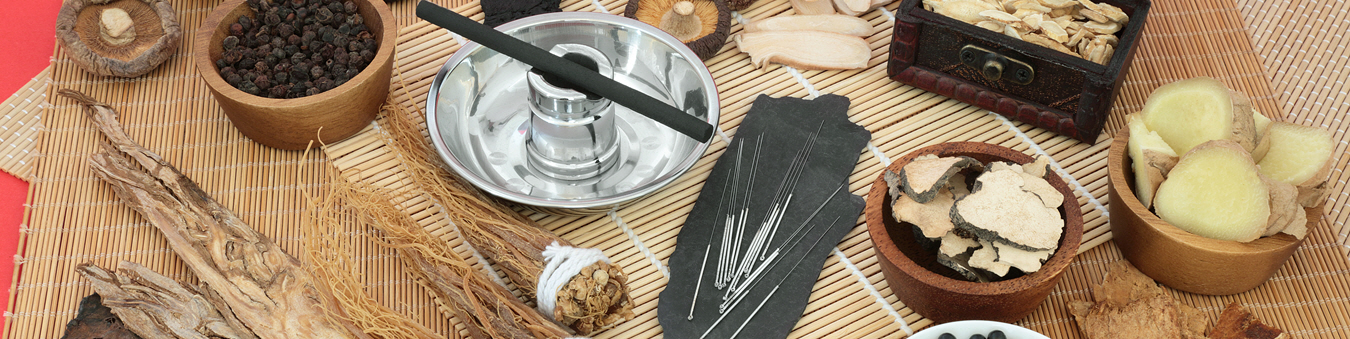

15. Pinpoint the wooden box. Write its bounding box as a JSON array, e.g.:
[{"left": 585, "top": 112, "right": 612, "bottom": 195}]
[{"left": 887, "top": 0, "right": 1150, "bottom": 142}]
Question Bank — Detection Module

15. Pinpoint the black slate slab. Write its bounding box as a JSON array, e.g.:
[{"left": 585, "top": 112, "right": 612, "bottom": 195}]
[{"left": 658, "top": 94, "right": 871, "bottom": 339}]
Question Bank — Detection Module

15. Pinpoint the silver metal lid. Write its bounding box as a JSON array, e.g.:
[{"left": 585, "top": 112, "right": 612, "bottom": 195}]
[{"left": 425, "top": 12, "right": 719, "bottom": 214}]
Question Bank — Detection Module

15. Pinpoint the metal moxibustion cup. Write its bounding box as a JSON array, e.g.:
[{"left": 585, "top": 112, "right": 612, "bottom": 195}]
[{"left": 526, "top": 44, "right": 620, "bottom": 181}]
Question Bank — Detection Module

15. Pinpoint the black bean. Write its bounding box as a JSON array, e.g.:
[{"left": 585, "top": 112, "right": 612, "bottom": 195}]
[
  {"left": 938, "top": 334, "right": 956, "bottom": 339},
  {"left": 969, "top": 334, "right": 986, "bottom": 339},
  {"left": 987, "top": 330, "right": 1006, "bottom": 339}
]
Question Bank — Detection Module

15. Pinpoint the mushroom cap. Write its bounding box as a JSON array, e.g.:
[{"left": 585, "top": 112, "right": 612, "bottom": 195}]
[
  {"left": 56, "top": 0, "right": 182, "bottom": 78},
  {"left": 625, "top": 0, "right": 730, "bottom": 60}
]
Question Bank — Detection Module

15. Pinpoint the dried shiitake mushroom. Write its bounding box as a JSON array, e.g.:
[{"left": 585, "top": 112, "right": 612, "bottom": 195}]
[
  {"left": 626, "top": 0, "right": 730, "bottom": 60},
  {"left": 56, "top": 0, "right": 181, "bottom": 78}
]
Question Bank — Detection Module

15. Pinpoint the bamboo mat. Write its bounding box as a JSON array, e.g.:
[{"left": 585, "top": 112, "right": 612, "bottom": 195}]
[
  {"left": 0, "top": 67, "right": 49, "bottom": 180},
  {"left": 5, "top": 0, "right": 1350, "bottom": 338}
]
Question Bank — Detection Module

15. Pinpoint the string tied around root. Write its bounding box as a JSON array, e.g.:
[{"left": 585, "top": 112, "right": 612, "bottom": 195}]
[{"left": 538, "top": 241, "right": 611, "bottom": 324}]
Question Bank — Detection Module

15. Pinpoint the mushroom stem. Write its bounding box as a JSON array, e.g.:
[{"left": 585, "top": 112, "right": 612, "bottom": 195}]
[
  {"left": 99, "top": 8, "right": 136, "bottom": 45},
  {"left": 660, "top": 1, "right": 703, "bottom": 42}
]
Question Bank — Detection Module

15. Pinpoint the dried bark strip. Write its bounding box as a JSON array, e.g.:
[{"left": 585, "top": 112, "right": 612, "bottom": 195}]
[
  {"left": 60, "top": 89, "right": 369, "bottom": 339},
  {"left": 77, "top": 261, "right": 257, "bottom": 339}
]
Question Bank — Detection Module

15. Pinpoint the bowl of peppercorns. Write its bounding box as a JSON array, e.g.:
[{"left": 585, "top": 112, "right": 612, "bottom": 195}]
[{"left": 194, "top": 0, "right": 395, "bottom": 150}]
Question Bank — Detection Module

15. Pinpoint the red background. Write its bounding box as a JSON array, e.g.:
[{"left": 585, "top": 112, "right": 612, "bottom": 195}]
[{"left": 0, "top": 0, "right": 64, "bottom": 332}]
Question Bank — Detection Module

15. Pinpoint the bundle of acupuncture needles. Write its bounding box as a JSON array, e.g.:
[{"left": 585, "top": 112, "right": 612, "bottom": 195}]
[{"left": 684, "top": 123, "right": 852, "bottom": 338}]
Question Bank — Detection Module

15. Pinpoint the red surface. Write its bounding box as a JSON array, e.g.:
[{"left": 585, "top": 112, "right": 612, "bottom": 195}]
[{"left": 0, "top": 0, "right": 62, "bottom": 333}]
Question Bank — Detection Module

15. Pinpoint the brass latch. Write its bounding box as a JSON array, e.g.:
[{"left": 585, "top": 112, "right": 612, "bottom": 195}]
[{"left": 960, "top": 45, "right": 1035, "bottom": 85}]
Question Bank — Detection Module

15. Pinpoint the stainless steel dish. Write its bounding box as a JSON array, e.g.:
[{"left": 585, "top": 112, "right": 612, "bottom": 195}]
[{"left": 426, "top": 12, "right": 719, "bottom": 214}]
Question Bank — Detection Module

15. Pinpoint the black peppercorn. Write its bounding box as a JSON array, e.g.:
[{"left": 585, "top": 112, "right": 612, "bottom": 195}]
[
  {"left": 314, "top": 77, "right": 334, "bottom": 91},
  {"left": 332, "top": 52, "right": 349, "bottom": 66},
  {"left": 344, "top": 68, "right": 359, "bottom": 79},
  {"left": 239, "top": 57, "right": 256, "bottom": 68},
  {"left": 278, "top": 24, "right": 295, "bottom": 39},
  {"left": 271, "top": 36, "right": 285, "bottom": 48},
  {"left": 290, "top": 68, "right": 309, "bottom": 83},
  {"left": 274, "top": 72, "right": 289, "bottom": 85},
  {"left": 332, "top": 36, "right": 348, "bottom": 51},
  {"left": 265, "top": 12, "right": 281, "bottom": 26},
  {"left": 239, "top": 15, "right": 253, "bottom": 31},
  {"left": 239, "top": 79, "right": 261, "bottom": 95},
  {"left": 332, "top": 13, "right": 346, "bottom": 26},
  {"left": 321, "top": 30, "right": 335, "bottom": 43},
  {"left": 229, "top": 23, "right": 245, "bottom": 37},
  {"left": 362, "top": 38, "right": 376, "bottom": 51},
  {"left": 283, "top": 44, "right": 300, "bottom": 56},
  {"left": 344, "top": 1, "right": 357, "bottom": 13},
  {"left": 223, "top": 36, "right": 241, "bottom": 51},
  {"left": 310, "top": 65, "right": 325, "bottom": 79},
  {"left": 346, "top": 13, "right": 363, "bottom": 26},
  {"left": 306, "top": 87, "right": 321, "bottom": 96},
  {"left": 316, "top": 7, "right": 334, "bottom": 23},
  {"left": 223, "top": 50, "right": 244, "bottom": 64},
  {"left": 269, "top": 84, "right": 290, "bottom": 98},
  {"left": 359, "top": 49, "right": 374, "bottom": 63},
  {"left": 290, "top": 0, "right": 305, "bottom": 8},
  {"left": 255, "top": 75, "right": 271, "bottom": 90},
  {"left": 215, "top": 58, "right": 228, "bottom": 69},
  {"left": 296, "top": 7, "right": 309, "bottom": 19},
  {"left": 225, "top": 72, "right": 243, "bottom": 86}
]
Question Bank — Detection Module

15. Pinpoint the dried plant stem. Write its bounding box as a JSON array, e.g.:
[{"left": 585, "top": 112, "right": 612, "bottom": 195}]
[
  {"left": 62, "top": 89, "right": 368, "bottom": 339},
  {"left": 371, "top": 97, "right": 635, "bottom": 334}
]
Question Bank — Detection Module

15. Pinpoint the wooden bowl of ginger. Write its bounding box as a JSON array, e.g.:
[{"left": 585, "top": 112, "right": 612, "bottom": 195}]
[
  {"left": 865, "top": 142, "right": 1083, "bottom": 324},
  {"left": 1107, "top": 126, "right": 1311, "bottom": 296}
]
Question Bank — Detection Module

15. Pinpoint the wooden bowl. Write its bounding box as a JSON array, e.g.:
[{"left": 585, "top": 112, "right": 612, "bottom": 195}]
[
  {"left": 193, "top": 0, "right": 396, "bottom": 150},
  {"left": 865, "top": 142, "right": 1084, "bottom": 324},
  {"left": 1107, "top": 127, "right": 1309, "bottom": 295}
]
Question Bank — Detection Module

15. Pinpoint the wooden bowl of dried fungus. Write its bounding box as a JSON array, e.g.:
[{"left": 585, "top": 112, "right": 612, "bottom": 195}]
[
  {"left": 865, "top": 142, "right": 1083, "bottom": 324},
  {"left": 193, "top": 0, "right": 396, "bottom": 150}
]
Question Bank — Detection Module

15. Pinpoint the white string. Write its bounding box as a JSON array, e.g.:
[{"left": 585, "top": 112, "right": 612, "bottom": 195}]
[
  {"left": 609, "top": 209, "right": 670, "bottom": 277},
  {"left": 536, "top": 241, "right": 611, "bottom": 320}
]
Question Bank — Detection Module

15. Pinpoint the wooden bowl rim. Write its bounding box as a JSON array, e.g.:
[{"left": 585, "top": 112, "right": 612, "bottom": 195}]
[
  {"left": 192, "top": 0, "right": 397, "bottom": 106},
  {"left": 865, "top": 142, "right": 1084, "bottom": 296},
  {"left": 1106, "top": 127, "right": 1302, "bottom": 254}
]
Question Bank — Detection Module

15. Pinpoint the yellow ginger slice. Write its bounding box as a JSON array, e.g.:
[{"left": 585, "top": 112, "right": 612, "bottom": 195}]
[
  {"left": 1127, "top": 113, "right": 1179, "bottom": 208},
  {"left": 1154, "top": 140, "right": 1269, "bottom": 242},
  {"left": 1140, "top": 77, "right": 1257, "bottom": 155},
  {"left": 1250, "top": 110, "right": 1273, "bottom": 162},
  {"left": 1257, "top": 122, "right": 1335, "bottom": 207}
]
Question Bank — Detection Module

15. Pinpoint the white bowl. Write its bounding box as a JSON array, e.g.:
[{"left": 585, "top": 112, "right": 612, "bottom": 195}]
[{"left": 910, "top": 320, "right": 1051, "bottom": 339}]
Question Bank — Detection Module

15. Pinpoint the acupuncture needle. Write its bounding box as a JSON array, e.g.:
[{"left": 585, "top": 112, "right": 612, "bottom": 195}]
[{"left": 699, "top": 216, "right": 840, "bottom": 339}]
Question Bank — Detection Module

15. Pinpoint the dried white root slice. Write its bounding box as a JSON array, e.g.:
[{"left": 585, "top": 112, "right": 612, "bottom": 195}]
[
  {"left": 1154, "top": 140, "right": 1270, "bottom": 242},
  {"left": 884, "top": 169, "right": 904, "bottom": 202},
  {"left": 1261, "top": 174, "right": 1306, "bottom": 239},
  {"left": 743, "top": 14, "right": 872, "bottom": 36},
  {"left": 969, "top": 239, "right": 1012, "bottom": 277},
  {"left": 1023, "top": 154, "right": 1052, "bottom": 179},
  {"left": 892, "top": 188, "right": 958, "bottom": 239},
  {"left": 1040, "top": 20, "right": 1069, "bottom": 42},
  {"left": 1127, "top": 113, "right": 1179, "bottom": 208},
  {"left": 900, "top": 155, "right": 983, "bottom": 203},
  {"left": 939, "top": 229, "right": 982, "bottom": 258},
  {"left": 1140, "top": 77, "right": 1257, "bottom": 155},
  {"left": 981, "top": 9, "right": 1023, "bottom": 23},
  {"left": 791, "top": 0, "right": 837, "bottom": 15},
  {"left": 952, "top": 169, "right": 1064, "bottom": 251},
  {"left": 1257, "top": 122, "right": 1335, "bottom": 207},
  {"left": 1024, "top": 33, "right": 1075, "bottom": 55},
  {"left": 1083, "top": 20, "right": 1121, "bottom": 35},
  {"left": 949, "top": 172, "right": 972, "bottom": 199},
  {"left": 976, "top": 20, "right": 1006, "bottom": 32},
  {"left": 992, "top": 240, "right": 1053, "bottom": 273},
  {"left": 1018, "top": 170, "right": 1063, "bottom": 208},
  {"left": 927, "top": 0, "right": 1001, "bottom": 23},
  {"left": 734, "top": 30, "right": 870, "bottom": 70}
]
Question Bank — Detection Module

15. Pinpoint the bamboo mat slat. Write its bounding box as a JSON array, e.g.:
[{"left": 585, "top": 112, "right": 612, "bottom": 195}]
[
  {"left": 0, "top": 67, "right": 49, "bottom": 180},
  {"left": 5, "top": 0, "right": 1350, "bottom": 338}
]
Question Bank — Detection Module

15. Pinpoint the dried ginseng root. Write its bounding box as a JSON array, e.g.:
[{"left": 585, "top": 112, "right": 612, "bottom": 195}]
[
  {"left": 368, "top": 100, "right": 635, "bottom": 335},
  {"left": 318, "top": 170, "right": 572, "bottom": 339},
  {"left": 77, "top": 261, "right": 258, "bottom": 339},
  {"left": 61, "top": 89, "right": 369, "bottom": 339}
]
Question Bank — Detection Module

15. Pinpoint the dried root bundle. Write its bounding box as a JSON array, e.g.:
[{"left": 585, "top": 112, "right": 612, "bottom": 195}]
[
  {"left": 363, "top": 99, "right": 634, "bottom": 334},
  {"left": 62, "top": 89, "right": 368, "bottom": 339},
  {"left": 317, "top": 167, "right": 571, "bottom": 339}
]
